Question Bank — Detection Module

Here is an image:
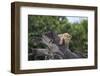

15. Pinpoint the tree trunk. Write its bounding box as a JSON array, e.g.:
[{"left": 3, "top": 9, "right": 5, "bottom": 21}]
[{"left": 42, "top": 31, "right": 80, "bottom": 59}]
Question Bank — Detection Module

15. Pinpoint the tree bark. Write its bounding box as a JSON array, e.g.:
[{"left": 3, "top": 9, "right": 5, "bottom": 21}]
[{"left": 42, "top": 31, "right": 80, "bottom": 59}]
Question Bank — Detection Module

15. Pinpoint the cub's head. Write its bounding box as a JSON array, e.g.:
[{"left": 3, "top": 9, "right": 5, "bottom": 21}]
[
  {"left": 58, "top": 33, "right": 72, "bottom": 45},
  {"left": 63, "top": 33, "right": 72, "bottom": 42}
]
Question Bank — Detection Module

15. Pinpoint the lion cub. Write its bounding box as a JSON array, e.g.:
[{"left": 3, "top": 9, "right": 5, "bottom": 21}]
[{"left": 58, "top": 33, "right": 72, "bottom": 48}]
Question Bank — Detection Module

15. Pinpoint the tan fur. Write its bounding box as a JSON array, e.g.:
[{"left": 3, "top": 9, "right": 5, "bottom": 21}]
[{"left": 58, "top": 33, "right": 72, "bottom": 48}]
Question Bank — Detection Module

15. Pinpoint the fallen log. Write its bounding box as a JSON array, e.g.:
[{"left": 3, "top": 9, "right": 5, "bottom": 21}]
[{"left": 42, "top": 31, "right": 80, "bottom": 59}]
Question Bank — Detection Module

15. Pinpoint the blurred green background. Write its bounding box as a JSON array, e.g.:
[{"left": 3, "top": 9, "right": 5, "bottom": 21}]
[{"left": 28, "top": 15, "right": 88, "bottom": 57}]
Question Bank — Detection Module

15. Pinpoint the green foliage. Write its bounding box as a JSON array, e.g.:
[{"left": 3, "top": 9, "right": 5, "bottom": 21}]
[
  {"left": 28, "top": 15, "right": 88, "bottom": 57},
  {"left": 69, "top": 20, "right": 88, "bottom": 57}
]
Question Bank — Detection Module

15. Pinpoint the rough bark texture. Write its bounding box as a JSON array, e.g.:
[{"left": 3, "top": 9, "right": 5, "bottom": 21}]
[
  {"left": 28, "top": 31, "right": 81, "bottom": 60},
  {"left": 42, "top": 31, "right": 80, "bottom": 59}
]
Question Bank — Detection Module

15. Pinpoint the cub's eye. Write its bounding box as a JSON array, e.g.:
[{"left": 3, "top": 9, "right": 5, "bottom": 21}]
[
  {"left": 67, "top": 36, "right": 70, "bottom": 38},
  {"left": 68, "top": 35, "right": 72, "bottom": 38}
]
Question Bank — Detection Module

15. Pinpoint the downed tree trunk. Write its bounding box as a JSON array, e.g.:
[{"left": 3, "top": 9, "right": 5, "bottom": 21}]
[{"left": 42, "top": 31, "right": 80, "bottom": 59}]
